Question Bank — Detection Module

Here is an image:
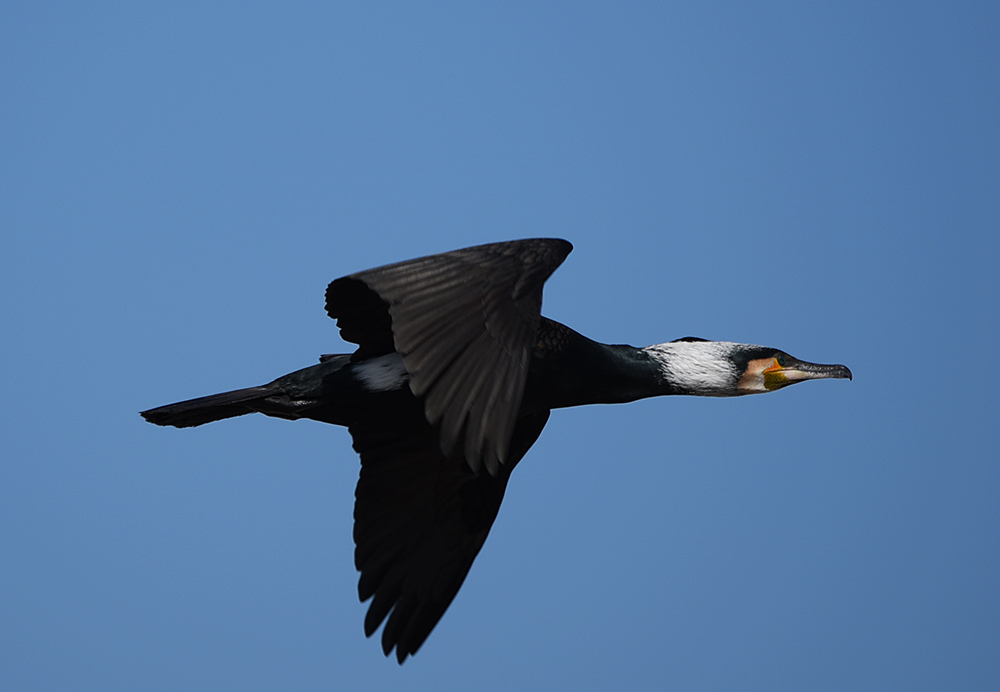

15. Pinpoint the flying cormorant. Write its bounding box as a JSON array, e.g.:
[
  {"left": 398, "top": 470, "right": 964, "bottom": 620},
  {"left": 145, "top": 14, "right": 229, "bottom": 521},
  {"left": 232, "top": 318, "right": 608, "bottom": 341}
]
[{"left": 141, "top": 238, "right": 851, "bottom": 662}]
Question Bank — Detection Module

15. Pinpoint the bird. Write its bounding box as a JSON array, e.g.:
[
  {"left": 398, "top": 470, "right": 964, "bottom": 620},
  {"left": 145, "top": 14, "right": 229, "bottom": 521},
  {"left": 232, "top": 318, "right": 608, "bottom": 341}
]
[{"left": 141, "top": 238, "right": 851, "bottom": 663}]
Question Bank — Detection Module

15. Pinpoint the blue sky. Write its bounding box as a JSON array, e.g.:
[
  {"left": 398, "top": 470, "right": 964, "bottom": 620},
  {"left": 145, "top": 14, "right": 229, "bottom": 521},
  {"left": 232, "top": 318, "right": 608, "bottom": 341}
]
[{"left": 2, "top": 2, "right": 998, "bottom": 690}]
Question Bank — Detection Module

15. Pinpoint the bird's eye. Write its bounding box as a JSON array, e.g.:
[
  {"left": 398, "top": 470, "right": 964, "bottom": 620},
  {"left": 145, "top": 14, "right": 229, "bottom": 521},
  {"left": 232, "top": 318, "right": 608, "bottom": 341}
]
[{"left": 775, "top": 354, "right": 787, "bottom": 367}]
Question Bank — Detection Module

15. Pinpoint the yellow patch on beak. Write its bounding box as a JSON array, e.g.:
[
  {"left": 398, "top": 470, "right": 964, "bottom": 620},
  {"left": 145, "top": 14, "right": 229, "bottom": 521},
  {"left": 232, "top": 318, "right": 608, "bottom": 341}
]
[{"left": 762, "top": 359, "right": 790, "bottom": 391}]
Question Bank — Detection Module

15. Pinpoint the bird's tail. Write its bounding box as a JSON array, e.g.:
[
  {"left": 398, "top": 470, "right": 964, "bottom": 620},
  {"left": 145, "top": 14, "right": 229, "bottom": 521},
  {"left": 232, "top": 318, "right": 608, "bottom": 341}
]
[{"left": 140, "top": 386, "right": 275, "bottom": 428}]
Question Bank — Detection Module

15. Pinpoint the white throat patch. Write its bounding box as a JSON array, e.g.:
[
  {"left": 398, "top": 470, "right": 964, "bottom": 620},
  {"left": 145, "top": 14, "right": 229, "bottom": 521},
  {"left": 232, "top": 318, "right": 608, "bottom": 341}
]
[
  {"left": 353, "top": 353, "right": 410, "bottom": 392},
  {"left": 642, "top": 341, "right": 742, "bottom": 396}
]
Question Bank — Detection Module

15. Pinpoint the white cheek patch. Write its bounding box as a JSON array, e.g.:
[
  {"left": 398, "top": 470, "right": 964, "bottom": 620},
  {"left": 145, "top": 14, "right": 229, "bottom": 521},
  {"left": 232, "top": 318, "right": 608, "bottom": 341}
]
[
  {"left": 737, "top": 358, "right": 770, "bottom": 393},
  {"left": 643, "top": 341, "right": 740, "bottom": 396},
  {"left": 354, "top": 353, "right": 410, "bottom": 392}
]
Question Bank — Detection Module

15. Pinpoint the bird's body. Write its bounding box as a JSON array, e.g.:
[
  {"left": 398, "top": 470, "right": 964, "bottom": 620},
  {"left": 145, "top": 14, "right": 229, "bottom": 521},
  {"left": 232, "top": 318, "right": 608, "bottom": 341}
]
[{"left": 142, "top": 238, "right": 851, "bottom": 662}]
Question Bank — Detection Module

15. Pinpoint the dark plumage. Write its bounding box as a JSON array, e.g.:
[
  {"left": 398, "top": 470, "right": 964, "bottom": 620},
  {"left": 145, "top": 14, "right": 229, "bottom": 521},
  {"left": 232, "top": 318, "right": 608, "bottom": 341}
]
[{"left": 141, "top": 238, "right": 851, "bottom": 662}]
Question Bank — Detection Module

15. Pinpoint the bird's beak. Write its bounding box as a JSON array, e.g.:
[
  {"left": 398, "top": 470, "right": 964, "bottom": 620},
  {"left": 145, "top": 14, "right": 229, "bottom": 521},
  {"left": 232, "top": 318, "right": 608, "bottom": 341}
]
[{"left": 763, "top": 358, "right": 852, "bottom": 390}]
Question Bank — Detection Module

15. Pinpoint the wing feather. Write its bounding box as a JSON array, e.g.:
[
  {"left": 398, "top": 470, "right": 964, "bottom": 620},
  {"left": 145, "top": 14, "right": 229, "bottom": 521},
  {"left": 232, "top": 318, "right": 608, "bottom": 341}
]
[
  {"left": 349, "top": 393, "right": 549, "bottom": 662},
  {"left": 326, "top": 238, "right": 571, "bottom": 474}
]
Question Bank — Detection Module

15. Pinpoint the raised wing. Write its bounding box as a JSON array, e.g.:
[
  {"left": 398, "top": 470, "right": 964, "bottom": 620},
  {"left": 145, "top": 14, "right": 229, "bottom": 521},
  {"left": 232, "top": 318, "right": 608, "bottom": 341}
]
[
  {"left": 349, "top": 395, "right": 549, "bottom": 662},
  {"left": 326, "top": 238, "right": 571, "bottom": 475}
]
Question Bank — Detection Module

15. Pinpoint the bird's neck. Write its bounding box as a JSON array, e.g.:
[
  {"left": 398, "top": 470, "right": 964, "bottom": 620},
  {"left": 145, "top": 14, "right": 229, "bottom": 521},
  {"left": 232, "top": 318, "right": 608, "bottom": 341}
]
[
  {"left": 522, "top": 320, "right": 679, "bottom": 411},
  {"left": 522, "top": 321, "right": 749, "bottom": 412}
]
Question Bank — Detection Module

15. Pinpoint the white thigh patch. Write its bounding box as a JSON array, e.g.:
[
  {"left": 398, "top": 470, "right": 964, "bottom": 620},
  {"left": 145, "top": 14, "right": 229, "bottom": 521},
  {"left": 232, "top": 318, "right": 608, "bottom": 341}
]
[{"left": 353, "top": 354, "right": 410, "bottom": 392}]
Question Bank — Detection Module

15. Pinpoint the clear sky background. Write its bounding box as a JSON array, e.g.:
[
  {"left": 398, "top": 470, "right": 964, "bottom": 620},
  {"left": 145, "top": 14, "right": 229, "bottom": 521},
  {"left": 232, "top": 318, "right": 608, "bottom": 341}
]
[{"left": 2, "top": 3, "right": 998, "bottom": 690}]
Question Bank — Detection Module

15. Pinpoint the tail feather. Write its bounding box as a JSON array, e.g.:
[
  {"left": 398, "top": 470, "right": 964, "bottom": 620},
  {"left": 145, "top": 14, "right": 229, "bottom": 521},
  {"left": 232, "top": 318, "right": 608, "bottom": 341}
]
[{"left": 140, "top": 386, "right": 274, "bottom": 428}]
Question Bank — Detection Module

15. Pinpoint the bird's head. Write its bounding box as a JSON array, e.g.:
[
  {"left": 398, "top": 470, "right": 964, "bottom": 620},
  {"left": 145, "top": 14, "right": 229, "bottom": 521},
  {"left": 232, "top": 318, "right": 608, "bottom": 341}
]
[
  {"left": 643, "top": 338, "right": 852, "bottom": 397},
  {"left": 732, "top": 345, "right": 853, "bottom": 394}
]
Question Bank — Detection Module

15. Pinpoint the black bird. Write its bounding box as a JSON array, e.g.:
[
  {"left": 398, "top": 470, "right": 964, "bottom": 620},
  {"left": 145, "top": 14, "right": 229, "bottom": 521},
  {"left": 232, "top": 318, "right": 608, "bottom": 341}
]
[{"left": 141, "top": 238, "right": 851, "bottom": 662}]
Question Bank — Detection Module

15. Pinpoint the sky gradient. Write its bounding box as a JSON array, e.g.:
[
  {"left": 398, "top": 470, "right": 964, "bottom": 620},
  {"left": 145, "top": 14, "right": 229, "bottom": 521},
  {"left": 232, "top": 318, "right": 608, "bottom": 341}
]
[{"left": 2, "top": 3, "right": 998, "bottom": 690}]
